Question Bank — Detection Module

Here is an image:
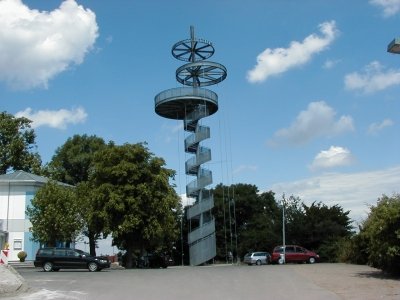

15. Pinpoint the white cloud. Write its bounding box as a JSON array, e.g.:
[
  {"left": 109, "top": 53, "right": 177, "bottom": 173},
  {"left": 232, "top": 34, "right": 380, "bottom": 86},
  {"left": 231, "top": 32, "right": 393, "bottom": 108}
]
[
  {"left": 247, "top": 21, "right": 338, "bottom": 83},
  {"left": 344, "top": 61, "right": 400, "bottom": 94},
  {"left": 370, "top": 0, "right": 400, "bottom": 17},
  {"left": 270, "top": 165, "right": 400, "bottom": 223},
  {"left": 15, "top": 107, "right": 87, "bottom": 129},
  {"left": 0, "top": 0, "right": 99, "bottom": 89},
  {"left": 233, "top": 165, "right": 258, "bottom": 175},
  {"left": 309, "top": 146, "right": 355, "bottom": 171},
  {"left": 180, "top": 194, "right": 195, "bottom": 207},
  {"left": 268, "top": 101, "right": 354, "bottom": 147},
  {"left": 323, "top": 59, "right": 340, "bottom": 69},
  {"left": 368, "top": 118, "right": 394, "bottom": 135}
]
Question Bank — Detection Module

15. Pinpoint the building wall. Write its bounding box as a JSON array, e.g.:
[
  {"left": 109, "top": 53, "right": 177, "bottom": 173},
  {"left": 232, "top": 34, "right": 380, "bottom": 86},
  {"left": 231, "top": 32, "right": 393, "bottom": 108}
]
[{"left": 0, "top": 184, "right": 40, "bottom": 261}]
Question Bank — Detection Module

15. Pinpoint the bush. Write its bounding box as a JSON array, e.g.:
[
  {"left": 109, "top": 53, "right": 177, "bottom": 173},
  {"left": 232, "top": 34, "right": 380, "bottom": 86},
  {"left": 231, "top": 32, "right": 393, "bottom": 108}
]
[
  {"left": 354, "top": 194, "right": 400, "bottom": 275},
  {"left": 17, "top": 251, "right": 27, "bottom": 262}
]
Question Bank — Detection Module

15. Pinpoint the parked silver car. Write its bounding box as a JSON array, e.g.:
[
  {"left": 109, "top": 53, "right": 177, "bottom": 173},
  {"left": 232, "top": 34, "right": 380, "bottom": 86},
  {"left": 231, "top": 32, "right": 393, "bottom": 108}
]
[{"left": 243, "top": 251, "right": 271, "bottom": 265}]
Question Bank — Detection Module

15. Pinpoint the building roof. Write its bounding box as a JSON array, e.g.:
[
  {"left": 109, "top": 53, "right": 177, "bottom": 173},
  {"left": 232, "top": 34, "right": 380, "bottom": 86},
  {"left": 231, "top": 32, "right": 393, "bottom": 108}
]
[{"left": 0, "top": 170, "right": 49, "bottom": 184}]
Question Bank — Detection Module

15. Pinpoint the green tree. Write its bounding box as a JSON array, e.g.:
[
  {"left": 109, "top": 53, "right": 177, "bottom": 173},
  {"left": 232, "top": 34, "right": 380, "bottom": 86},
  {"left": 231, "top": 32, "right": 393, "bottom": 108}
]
[
  {"left": 27, "top": 181, "right": 82, "bottom": 246},
  {"left": 90, "top": 143, "right": 181, "bottom": 268},
  {"left": 302, "top": 202, "right": 353, "bottom": 261},
  {"left": 44, "top": 134, "right": 107, "bottom": 255},
  {"left": 213, "top": 184, "right": 280, "bottom": 260},
  {"left": 45, "top": 134, "right": 106, "bottom": 185},
  {"left": 358, "top": 194, "right": 400, "bottom": 275},
  {"left": 0, "top": 111, "right": 41, "bottom": 174},
  {"left": 283, "top": 195, "right": 353, "bottom": 261}
]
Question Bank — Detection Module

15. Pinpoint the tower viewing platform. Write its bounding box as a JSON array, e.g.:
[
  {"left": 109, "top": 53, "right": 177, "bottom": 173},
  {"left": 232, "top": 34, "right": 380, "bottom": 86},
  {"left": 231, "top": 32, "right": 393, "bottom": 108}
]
[{"left": 155, "top": 26, "right": 226, "bottom": 266}]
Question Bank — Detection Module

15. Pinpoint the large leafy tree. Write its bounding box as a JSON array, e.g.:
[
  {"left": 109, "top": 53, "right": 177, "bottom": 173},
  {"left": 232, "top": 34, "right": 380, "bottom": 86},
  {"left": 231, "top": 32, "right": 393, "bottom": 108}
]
[
  {"left": 0, "top": 111, "right": 41, "bottom": 174},
  {"left": 45, "top": 134, "right": 106, "bottom": 184},
  {"left": 357, "top": 194, "right": 400, "bottom": 275},
  {"left": 282, "top": 195, "right": 353, "bottom": 260},
  {"left": 213, "top": 184, "right": 280, "bottom": 260},
  {"left": 90, "top": 143, "right": 181, "bottom": 268},
  {"left": 44, "top": 134, "right": 107, "bottom": 255},
  {"left": 27, "top": 181, "right": 82, "bottom": 246}
]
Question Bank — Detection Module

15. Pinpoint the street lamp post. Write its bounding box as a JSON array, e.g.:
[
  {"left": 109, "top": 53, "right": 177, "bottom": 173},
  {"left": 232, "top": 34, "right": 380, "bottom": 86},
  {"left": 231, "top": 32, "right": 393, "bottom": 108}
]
[{"left": 281, "top": 194, "right": 286, "bottom": 264}]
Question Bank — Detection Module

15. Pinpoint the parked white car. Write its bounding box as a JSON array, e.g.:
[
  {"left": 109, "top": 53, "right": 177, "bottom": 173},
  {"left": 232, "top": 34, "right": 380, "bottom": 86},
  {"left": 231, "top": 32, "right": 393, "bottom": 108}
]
[{"left": 243, "top": 251, "right": 271, "bottom": 265}]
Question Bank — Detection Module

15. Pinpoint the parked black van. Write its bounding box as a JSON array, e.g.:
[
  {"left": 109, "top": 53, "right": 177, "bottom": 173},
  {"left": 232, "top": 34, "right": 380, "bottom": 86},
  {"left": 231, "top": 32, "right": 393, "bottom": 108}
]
[{"left": 34, "top": 248, "right": 111, "bottom": 272}]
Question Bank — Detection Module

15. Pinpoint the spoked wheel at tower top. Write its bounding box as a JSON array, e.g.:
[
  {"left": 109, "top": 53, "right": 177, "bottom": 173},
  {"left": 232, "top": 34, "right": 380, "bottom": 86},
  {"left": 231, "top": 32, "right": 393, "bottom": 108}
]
[
  {"left": 154, "top": 26, "right": 227, "bottom": 266},
  {"left": 171, "top": 26, "right": 214, "bottom": 62}
]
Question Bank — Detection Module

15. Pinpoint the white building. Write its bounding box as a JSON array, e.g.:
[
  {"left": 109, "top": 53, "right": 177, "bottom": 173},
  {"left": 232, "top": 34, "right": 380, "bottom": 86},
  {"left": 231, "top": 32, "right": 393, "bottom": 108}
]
[{"left": 0, "top": 170, "right": 51, "bottom": 261}]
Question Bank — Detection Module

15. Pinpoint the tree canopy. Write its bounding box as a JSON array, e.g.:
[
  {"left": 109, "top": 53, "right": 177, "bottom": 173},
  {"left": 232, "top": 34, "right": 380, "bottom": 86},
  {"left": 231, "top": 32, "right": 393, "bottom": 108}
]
[
  {"left": 27, "top": 181, "right": 82, "bottom": 246},
  {"left": 45, "top": 134, "right": 107, "bottom": 185},
  {"left": 44, "top": 134, "right": 107, "bottom": 255},
  {"left": 89, "top": 142, "right": 181, "bottom": 268},
  {"left": 0, "top": 111, "right": 41, "bottom": 174}
]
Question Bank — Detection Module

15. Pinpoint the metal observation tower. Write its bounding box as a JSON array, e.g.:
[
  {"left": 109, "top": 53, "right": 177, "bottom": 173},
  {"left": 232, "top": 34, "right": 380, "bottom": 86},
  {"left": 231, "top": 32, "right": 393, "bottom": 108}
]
[{"left": 155, "top": 26, "right": 227, "bottom": 265}]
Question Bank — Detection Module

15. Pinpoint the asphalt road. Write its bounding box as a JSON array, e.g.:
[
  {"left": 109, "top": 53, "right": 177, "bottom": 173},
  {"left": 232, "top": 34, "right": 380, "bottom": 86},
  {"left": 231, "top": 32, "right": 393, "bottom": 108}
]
[{"left": 4, "top": 263, "right": 400, "bottom": 300}]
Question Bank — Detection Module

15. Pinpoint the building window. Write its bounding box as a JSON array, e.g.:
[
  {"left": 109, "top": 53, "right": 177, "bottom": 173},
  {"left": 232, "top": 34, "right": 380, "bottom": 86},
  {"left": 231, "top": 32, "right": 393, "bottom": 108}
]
[{"left": 13, "top": 239, "right": 22, "bottom": 250}]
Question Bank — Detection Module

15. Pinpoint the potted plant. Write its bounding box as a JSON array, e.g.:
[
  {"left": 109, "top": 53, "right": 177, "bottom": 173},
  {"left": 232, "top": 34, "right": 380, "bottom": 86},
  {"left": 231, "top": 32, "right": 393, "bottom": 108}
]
[{"left": 17, "top": 251, "right": 27, "bottom": 262}]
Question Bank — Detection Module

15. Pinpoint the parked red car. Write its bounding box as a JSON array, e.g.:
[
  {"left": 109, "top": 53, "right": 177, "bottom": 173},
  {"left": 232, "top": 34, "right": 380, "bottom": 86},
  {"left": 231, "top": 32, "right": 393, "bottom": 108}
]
[{"left": 271, "top": 245, "right": 319, "bottom": 264}]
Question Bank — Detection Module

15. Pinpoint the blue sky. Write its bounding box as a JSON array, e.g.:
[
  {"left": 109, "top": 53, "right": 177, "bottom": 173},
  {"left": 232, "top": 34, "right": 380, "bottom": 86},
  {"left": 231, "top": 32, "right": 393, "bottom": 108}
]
[{"left": 1, "top": 0, "right": 400, "bottom": 225}]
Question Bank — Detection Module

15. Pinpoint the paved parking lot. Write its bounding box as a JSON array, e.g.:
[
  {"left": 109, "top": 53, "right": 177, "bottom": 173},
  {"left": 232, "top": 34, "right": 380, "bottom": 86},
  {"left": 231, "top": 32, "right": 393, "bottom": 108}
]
[{"left": 3, "top": 263, "right": 400, "bottom": 300}]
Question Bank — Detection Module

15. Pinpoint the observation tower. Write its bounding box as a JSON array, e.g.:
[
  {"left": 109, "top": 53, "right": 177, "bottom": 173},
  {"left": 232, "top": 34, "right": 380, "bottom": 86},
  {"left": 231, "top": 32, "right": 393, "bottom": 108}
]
[{"left": 155, "top": 26, "right": 227, "bottom": 265}]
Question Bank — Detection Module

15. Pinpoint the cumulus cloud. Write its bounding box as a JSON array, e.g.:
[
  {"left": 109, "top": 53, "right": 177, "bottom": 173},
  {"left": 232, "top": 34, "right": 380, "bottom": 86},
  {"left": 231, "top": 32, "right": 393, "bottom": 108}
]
[
  {"left": 268, "top": 101, "right": 354, "bottom": 147},
  {"left": 370, "top": 0, "right": 400, "bottom": 17},
  {"left": 247, "top": 21, "right": 338, "bottom": 83},
  {"left": 15, "top": 107, "right": 87, "bottom": 129},
  {"left": 270, "top": 165, "right": 400, "bottom": 223},
  {"left": 309, "top": 146, "right": 355, "bottom": 171},
  {"left": 344, "top": 61, "right": 400, "bottom": 94},
  {"left": 0, "top": 0, "right": 99, "bottom": 89},
  {"left": 368, "top": 118, "right": 394, "bottom": 135}
]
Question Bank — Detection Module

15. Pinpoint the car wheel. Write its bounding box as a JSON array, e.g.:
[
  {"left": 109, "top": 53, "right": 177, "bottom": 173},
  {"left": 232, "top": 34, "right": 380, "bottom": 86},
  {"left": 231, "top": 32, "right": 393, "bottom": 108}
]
[
  {"left": 88, "top": 262, "right": 98, "bottom": 272},
  {"left": 256, "top": 260, "right": 261, "bottom": 266},
  {"left": 308, "top": 257, "right": 316, "bottom": 264},
  {"left": 43, "top": 262, "right": 53, "bottom": 272},
  {"left": 278, "top": 258, "right": 285, "bottom": 265}
]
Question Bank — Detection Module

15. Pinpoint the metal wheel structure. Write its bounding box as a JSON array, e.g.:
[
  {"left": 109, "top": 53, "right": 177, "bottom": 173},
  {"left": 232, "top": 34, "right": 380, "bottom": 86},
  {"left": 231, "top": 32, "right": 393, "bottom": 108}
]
[
  {"left": 172, "top": 38, "right": 214, "bottom": 62},
  {"left": 155, "top": 26, "right": 227, "bottom": 266},
  {"left": 176, "top": 61, "right": 227, "bottom": 87}
]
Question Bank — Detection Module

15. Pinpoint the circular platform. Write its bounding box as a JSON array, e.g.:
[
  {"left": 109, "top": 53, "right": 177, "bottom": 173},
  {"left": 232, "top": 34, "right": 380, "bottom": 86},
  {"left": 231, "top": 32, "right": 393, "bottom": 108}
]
[{"left": 155, "top": 87, "right": 218, "bottom": 120}]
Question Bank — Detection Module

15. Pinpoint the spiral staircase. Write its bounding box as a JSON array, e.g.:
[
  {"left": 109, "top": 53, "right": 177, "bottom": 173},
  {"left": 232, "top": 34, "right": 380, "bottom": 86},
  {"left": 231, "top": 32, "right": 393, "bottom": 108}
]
[{"left": 155, "top": 26, "right": 226, "bottom": 265}]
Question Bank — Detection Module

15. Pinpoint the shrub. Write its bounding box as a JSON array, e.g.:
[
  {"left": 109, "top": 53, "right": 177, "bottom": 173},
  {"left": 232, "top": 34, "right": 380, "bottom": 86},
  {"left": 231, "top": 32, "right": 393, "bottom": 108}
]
[
  {"left": 354, "top": 194, "right": 400, "bottom": 275},
  {"left": 17, "top": 251, "right": 27, "bottom": 262}
]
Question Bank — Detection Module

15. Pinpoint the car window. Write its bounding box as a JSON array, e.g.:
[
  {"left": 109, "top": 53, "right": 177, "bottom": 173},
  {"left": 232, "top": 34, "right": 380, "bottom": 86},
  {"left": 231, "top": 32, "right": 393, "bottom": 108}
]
[
  {"left": 38, "top": 249, "right": 53, "bottom": 256},
  {"left": 296, "top": 247, "right": 305, "bottom": 253},
  {"left": 75, "top": 249, "right": 90, "bottom": 256},
  {"left": 274, "top": 247, "right": 283, "bottom": 253},
  {"left": 54, "top": 249, "right": 66, "bottom": 256},
  {"left": 66, "top": 250, "right": 80, "bottom": 257},
  {"left": 285, "top": 246, "right": 295, "bottom": 253}
]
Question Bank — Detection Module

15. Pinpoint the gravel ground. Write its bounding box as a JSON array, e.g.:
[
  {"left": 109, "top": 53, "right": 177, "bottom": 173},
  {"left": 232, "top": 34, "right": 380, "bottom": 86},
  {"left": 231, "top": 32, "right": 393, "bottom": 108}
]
[
  {"left": 292, "top": 263, "right": 400, "bottom": 299},
  {"left": 1, "top": 263, "right": 399, "bottom": 299}
]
